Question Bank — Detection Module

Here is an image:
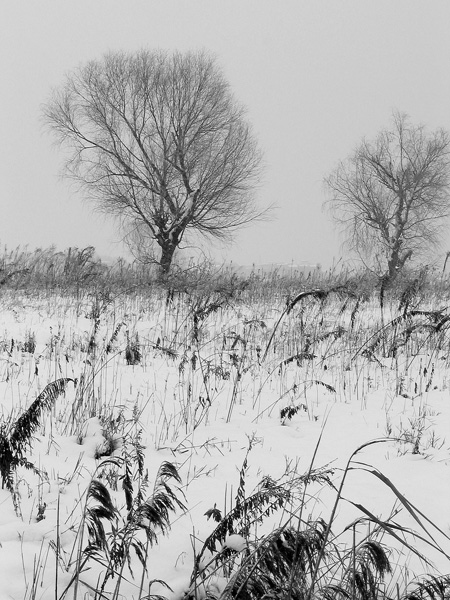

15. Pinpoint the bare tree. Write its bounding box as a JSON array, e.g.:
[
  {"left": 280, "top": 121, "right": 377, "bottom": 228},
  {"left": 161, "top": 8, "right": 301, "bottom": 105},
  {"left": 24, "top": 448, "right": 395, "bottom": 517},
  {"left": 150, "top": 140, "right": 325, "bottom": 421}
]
[
  {"left": 43, "top": 50, "right": 264, "bottom": 274},
  {"left": 325, "top": 112, "right": 450, "bottom": 281}
]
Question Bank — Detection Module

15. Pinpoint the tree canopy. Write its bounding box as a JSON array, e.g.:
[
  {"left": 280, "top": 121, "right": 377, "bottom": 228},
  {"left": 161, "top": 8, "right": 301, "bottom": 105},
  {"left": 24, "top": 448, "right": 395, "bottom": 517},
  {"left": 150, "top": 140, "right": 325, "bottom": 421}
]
[
  {"left": 325, "top": 112, "right": 450, "bottom": 280},
  {"left": 44, "top": 49, "right": 263, "bottom": 274}
]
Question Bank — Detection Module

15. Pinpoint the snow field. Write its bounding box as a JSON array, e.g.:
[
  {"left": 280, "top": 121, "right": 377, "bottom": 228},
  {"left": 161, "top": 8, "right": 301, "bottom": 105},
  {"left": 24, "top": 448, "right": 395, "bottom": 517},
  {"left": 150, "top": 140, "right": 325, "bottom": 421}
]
[{"left": 0, "top": 285, "right": 448, "bottom": 599}]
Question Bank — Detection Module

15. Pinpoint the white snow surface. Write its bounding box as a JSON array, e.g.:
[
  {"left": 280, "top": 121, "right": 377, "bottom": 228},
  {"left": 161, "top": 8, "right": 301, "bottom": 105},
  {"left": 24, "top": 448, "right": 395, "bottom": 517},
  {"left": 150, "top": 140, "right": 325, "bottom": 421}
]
[{"left": 0, "top": 289, "right": 448, "bottom": 599}]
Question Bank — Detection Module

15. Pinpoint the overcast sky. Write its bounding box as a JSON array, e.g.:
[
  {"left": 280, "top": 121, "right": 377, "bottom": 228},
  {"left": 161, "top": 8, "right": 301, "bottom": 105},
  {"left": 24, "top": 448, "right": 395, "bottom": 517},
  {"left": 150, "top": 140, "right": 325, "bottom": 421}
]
[{"left": 2, "top": 1, "right": 450, "bottom": 268}]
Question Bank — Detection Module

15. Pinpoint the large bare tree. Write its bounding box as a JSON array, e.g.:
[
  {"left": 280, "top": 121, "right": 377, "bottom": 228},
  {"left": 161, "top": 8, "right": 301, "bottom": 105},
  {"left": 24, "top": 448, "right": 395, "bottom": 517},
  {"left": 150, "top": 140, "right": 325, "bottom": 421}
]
[
  {"left": 43, "top": 50, "right": 263, "bottom": 274},
  {"left": 325, "top": 112, "right": 450, "bottom": 280}
]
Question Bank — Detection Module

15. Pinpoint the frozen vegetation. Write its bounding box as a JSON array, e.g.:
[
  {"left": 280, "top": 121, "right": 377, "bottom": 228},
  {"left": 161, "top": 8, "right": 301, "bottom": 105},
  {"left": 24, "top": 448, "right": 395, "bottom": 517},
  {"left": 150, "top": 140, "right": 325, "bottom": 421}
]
[{"left": 0, "top": 247, "right": 448, "bottom": 599}]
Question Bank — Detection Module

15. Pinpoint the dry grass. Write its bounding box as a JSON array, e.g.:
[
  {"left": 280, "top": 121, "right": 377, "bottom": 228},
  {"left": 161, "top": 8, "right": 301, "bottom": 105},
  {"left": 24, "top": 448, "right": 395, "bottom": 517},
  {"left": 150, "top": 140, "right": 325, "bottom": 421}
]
[{"left": 0, "top": 246, "right": 448, "bottom": 598}]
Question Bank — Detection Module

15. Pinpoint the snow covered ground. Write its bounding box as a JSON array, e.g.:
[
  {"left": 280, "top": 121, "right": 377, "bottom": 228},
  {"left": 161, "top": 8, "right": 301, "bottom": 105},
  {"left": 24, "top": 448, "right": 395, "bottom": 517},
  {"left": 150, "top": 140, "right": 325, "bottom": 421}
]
[{"left": 0, "top": 283, "right": 448, "bottom": 599}]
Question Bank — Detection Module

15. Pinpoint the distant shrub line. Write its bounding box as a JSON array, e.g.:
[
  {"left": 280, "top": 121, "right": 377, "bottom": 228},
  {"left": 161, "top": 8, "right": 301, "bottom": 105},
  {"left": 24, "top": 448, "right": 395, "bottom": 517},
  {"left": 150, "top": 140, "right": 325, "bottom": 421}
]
[{"left": 2, "top": 244, "right": 450, "bottom": 304}]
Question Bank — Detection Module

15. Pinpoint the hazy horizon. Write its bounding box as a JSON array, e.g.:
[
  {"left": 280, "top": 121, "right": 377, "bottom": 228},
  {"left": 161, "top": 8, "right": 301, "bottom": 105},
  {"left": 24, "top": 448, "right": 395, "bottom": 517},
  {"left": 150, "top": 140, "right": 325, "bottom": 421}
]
[{"left": 3, "top": 1, "right": 450, "bottom": 270}]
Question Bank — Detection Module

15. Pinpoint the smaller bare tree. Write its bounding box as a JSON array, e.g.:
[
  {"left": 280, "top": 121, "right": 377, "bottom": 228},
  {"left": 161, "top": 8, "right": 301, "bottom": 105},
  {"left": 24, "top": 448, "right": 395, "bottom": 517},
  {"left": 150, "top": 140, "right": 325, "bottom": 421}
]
[{"left": 325, "top": 112, "right": 450, "bottom": 281}]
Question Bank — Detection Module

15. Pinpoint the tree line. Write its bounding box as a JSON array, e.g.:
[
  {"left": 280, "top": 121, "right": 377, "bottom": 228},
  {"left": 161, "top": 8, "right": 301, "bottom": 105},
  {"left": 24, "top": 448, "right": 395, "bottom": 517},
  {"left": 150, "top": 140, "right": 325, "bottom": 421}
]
[{"left": 43, "top": 50, "right": 450, "bottom": 282}]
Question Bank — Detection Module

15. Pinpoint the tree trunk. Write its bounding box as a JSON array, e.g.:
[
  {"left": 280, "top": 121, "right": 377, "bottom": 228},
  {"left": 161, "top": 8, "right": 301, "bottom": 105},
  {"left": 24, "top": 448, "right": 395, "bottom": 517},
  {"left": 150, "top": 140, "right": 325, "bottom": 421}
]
[
  {"left": 159, "top": 242, "right": 177, "bottom": 276},
  {"left": 387, "top": 251, "right": 401, "bottom": 282},
  {"left": 386, "top": 245, "right": 413, "bottom": 284}
]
